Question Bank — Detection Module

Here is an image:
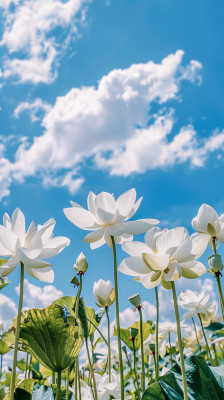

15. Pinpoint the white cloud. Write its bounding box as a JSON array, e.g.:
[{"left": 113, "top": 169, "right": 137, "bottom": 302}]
[
  {"left": 1, "top": 50, "right": 224, "bottom": 200},
  {"left": 15, "top": 278, "right": 63, "bottom": 309},
  {"left": 0, "top": 0, "right": 90, "bottom": 84},
  {"left": 14, "top": 98, "right": 51, "bottom": 122}
]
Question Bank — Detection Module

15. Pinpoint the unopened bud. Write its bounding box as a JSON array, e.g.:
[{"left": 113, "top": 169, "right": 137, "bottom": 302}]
[
  {"left": 130, "top": 327, "right": 138, "bottom": 339},
  {"left": 128, "top": 293, "right": 141, "bottom": 308},
  {"left": 74, "top": 252, "right": 88, "bottom": 273},
  {"left": 208, "top": 254, "right": 223, "bottom": 272}
]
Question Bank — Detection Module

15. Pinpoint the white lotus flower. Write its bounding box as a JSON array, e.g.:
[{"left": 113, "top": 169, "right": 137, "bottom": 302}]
[
  {"left": 183, "top": 326, "right": 203, "bottom": 347},
  {"left": 95, "top": 370, "right": 131, "bottom": 400},
  {"left": 159, "top": 321, "right": 188, "bottom": 339},
  {"left": 200, "top": 301, "right": 222, "bottom": 326},
  {"left": 0, "top": 208, "right": 70, "bottom": 283},
  {"left": 177, "top": 289, "right": 212, "bottom": 320},
  {"left": 192, "top": 203, "right": 224, "bottom": 253},
  {"left": 118, "top": 227, "right": 206, "bottom": 289},
  {"left": 143, "top": 333, "right": 166, "bottom": 360},
  {"left": 63, "top": 189, "right": 159, "bottom": 249},
  {"left": 93, "top": 279, "right": 115, "bottom": 308}
]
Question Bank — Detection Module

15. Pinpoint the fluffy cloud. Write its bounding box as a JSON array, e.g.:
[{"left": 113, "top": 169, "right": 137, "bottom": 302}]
[
  {"left": 1, "top": 50, "right": 224, "bottom": 199},
  {"left": 0, "top": 0, "right": 90, "bottom": 84},
  {"left": 14, "top": 98, "right": 52, "bottom": 122},
  {"left": 15, "top": 279, "right": 63, "bottom": 309}
]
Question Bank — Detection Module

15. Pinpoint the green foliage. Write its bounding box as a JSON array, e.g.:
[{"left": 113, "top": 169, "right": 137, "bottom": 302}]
[
  {"left": 12, "top": 380, "right": 73, "bottom": 400},
  {"left": 0, "top": 339, "right": 10, "bottom": 355},
  {"left": 0, "top": 276, "right": 9, "bottom": 291},
  {"left": 19, "top": 304, "right": 82, "bottom": 372},
  {"left": 114, "top": 321, "right": 151, "bottom": 351},
  {"left": 142, "top": 355, "right": 224, "bottom": 399}
]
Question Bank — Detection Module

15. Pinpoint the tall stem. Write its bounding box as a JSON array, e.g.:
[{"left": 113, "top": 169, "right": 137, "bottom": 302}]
[
  {"left": 138, "top": 307, "right": 145, "bottom": 392},
  {"left": 105, "top": 308, "right": 111, "bottom": 381},
  {"left": 192, "top": 317, "right": 200, "bottom": 349},
  {"left": 78, "top": 359, "right": 82, "bottom": 400},
  {"left": 198, "top": 313, "right": 212, "bottom": 363},
  {"left": 111, "top": 236, "right": 124, "bottom": 400},
  {"left": 86, "top": 317, "right": 108, "bottom": 345},
  {"left": 75, "top": 274, "right": 83, "bottom": 321},
  {"left": 216, "top": 274, "right": 224, "bottom": 322},
  {"left": 212, "top": 238, "right": 224, "bottom": 321},
  {"left": 155, "top": 286, "right": 159, "bottom": 382},
  {"left": 10, "top": 262, "right": 24, "bottom": 400},
  {"left": 85, "top": 339, "right": 98, "bottom": 400},
  {"left": 74, "top": 359, "right": 78, "bottom": 400},
  {"left": 171, "top": 281, "right": 188, "bottom": 400},
  {"left": 132, "top": 339, "right": 141, "bottom": 400},
  {"left": 168, "top": 331, "right": 174, "bottom": 367},
  {"left": 66, "top": 369, "right": 69, "bottom": 400},
  {"left": 55, "top": 371, "right": 61, "bottom": 400}
]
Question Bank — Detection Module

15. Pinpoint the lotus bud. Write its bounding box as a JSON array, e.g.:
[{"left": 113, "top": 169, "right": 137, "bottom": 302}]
[
  {"left": 208, "top": 254, "right": 223, "bottom": 272},
  {"left": 130, "top": 327, "right": 138, "bottom": 339},
  {"left": 74, "top": 252, "right": 88, "bottom": 273},
  {"left": 128, "top": 293, "right": 141, "bottom": 308},
  {"left": 207, "top": 223, "right": 216, "bottom": 237},
  {"left": 93, "top": 279, "right": 115, "bottom": 308},
  {"left": 149, "top": 343, "right": 155, "bottom": 352}
]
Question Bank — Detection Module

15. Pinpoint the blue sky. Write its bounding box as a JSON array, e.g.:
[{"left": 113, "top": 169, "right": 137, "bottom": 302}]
[{"left": 0, "top": 0, "right": 224, "bottom": 332}]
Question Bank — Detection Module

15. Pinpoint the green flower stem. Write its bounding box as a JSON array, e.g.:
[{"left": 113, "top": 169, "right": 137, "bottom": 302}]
[
  {"left": 75, "top": 274, "right": 83, "bottom": 321},
  {"left": 212, "top": 238, "right": 224, "bottom": 322},
  {"left": 168, "top": 331, "right": 174, "bottom": 367},
  {"left": 216, "top": 274, "right": 224, "bottom": 322},
  {"left": 105, "top": 307, "right": 111, "bottom": 382},
  {"left": 198, "top": 313, "right": 212, "bottom": 363},
  {"left": 132, "top": 339, "right": 141, "bottom": 400},
  {"left": 171, "top": 281, "right": 188, "bottom": 400},
  {"left": 192, "top": 317, "right": 200, "bottom": 349},
  {"left": 111, "top": 236, "right": 124, "bottom": 400},
  {"left": 52, "top": 371, "right": 55, "bottom": 385},
  {"left": 78, "top": 360, "right": 82, "bottom": 400},
  {"left": 55, "top": 370, "right": 61, "bottom": 400},
  {"left": 155, "top": 286, "right": 159, "bottom": 382},
  {"left": 125, "top": 349, "right": 138, "bottom": 393},
  {"left": 66, "top": 368, "right": 69, "bottom": 400},
  {"left": 86, "top": 317, "right": 108, "bottom": 345},
  {"left": 10, "top": 262, "right": 24, "bottom": 400},
  {"left": 85, "top": 338, "right": 98, "bottom": 400},
  {"left": 25, "top": 352, "right": 29, "bottom": 379},
  {"left": 138, "top": 307, "right": 145, "bottom": 392},
  {"left": 28, "top": 355, "right": 32, "bottom": 378},
  {"left": 74, "top": 358, "right": 78, "bottom": 400}
]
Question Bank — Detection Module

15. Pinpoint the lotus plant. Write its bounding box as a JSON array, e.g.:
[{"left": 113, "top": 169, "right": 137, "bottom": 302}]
[
  {"left": 119, "top": 226, "right": 207, "bottom": 400},
  {"left": 64, "top": 188, "right": 158, "bottom": 400},
  {"left": 93, "top": 279, "right": 115, "bottom": 384},
  {"left": 0, "top": 208, "right": 70, "bottom": 400},
  {"left": 192, "top": 204, "right": 224, "bottom": 321}
]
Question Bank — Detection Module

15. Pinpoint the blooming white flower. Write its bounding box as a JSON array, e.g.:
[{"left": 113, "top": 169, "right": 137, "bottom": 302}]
[
  {"left": 158, "top": 321, "right": 188, "bottom": 339},
  {"left": 177, "top": 289, "right": 212, "bottom": 320},
  {"left": 119, "top": 227, "right": 206, "bottom": 289},
  {"left": 63, "top": 189, "right": 159, "bottom": 248},
  {"left": 192, "top": 203, "right": 224, "bottom": 253},
  {"left": 183, "top": 326, "right": 203, "bottom": 348},
  {"left": 143, "top": 333, "right": 166, "bottom": 360},
  {"left": 93, "top": 279, "right": 115, "bottom": 308},
  {"left": 95, "top": 370, "right": 131, "bottom": 400},
  {"left": 200, "top": 301, "right": 222, "bottom": 326},
  {"left": 0, "top": 208, "right": 70, "bottom": 283},
  {"left": 74, "top": 251, "right": 88, "bottom": 273}
]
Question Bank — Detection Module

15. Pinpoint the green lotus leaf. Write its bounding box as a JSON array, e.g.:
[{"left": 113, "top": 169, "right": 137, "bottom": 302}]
[
  {"left": 142, "top": 355, "right": 224, "bottom": 399},
  {"left": 0, "top": 339, "right": 10, "bottom": 355},
  {"left": 19, "top": 304, "right": 82, "bottom": 372},
  {"left": 0, "top": 387, "right": 6, "bottom": 400},
  {"left": 12, "top": 380, "right": 73, "bottom": 400},
  {"left": 0, "top": 276, "right": 9, "bottom": 291},
  {"left": 114, "top": 321, "right": 151, "bottom": 351}
]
